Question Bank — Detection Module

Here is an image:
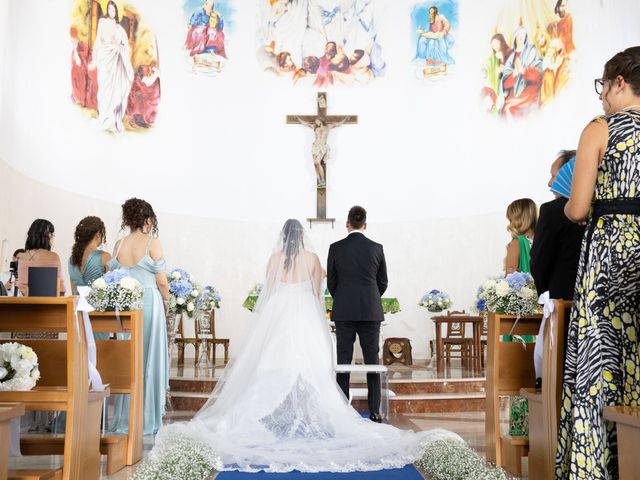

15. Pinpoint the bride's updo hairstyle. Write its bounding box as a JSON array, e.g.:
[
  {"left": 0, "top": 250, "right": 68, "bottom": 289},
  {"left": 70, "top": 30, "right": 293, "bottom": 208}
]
[
  {"left": 121, "top": 198, "right": 159, "bottom": 236},
  {"left": 281, "top": 219, "right": 305, "bottom": 271}
]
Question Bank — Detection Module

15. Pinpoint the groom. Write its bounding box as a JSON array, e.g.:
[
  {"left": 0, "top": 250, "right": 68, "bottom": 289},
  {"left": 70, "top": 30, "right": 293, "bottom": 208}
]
[{"left": 327, "top": 206, "right": 388, "bottom": 423}]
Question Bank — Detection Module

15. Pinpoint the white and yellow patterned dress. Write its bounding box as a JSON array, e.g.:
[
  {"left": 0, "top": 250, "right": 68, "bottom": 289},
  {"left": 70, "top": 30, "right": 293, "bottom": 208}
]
[{"left": 556, "top": 109, "right": 640, "bottom": 479}]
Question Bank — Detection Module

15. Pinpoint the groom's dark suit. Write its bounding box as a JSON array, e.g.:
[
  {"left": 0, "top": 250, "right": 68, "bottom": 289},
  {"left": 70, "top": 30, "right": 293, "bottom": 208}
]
[{"left": 327, "top": 231, "right": 388, "bottom": 415}]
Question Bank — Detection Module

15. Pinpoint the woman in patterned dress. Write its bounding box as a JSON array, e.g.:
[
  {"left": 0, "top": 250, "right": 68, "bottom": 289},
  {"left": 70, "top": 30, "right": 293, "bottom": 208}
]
[{"left": 556, "top": 46, "right": 640, "bottom": 479}]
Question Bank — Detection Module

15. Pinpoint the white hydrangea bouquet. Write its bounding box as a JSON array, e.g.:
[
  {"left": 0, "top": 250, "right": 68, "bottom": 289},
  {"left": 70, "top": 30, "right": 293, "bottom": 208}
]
[
  {"left": 87, "top": 268, "right": 144, "bottom": 312},
  {"left": 475, "top": 272, "right": 539, "bottom": 316},
  {"left": 167, "top": 268, "right": 203, "bottom": 318},
  {"left": 419, "top": 289, "right": 452, "bottom": 313},
  {"left": 0, "top": 343, "right": 41, "bottom": 391}
]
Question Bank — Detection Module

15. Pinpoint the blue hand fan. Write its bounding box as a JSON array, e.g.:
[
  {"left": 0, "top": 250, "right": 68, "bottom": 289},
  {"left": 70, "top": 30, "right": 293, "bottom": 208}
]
[{"left": 550, "top": 156, "right": 576, "bottom": 198}]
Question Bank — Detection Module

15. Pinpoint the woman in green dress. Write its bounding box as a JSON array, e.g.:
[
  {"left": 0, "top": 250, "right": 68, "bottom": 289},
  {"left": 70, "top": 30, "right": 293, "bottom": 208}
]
[
  {"left": 556, "top": 46, "right": 640, "bottom": 480},
  {"left": 504, "top": 198, "right": 537, "bottom": 275}
]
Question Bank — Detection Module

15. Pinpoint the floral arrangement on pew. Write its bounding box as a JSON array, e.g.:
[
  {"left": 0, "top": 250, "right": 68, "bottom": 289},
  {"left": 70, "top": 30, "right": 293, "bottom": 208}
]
[
  {"left": 474, "top": 271, "right": 539, "bottom": 438},
  {"left": 419, "top": 289, "right": 452, "bottom": 313},
  {"left": 167, "top": 268, "right": 203, "bottom": 318},
  {"left": 196, "top": 285, "right": 222, "bottom": 311},
  {"left": 0, "top": 343, "right": 41, "bottom": 391},
  {"left": 474, "top": 272, "right": 539, "bottom": 316},
  {"left": 87, "top": 268, "right": 144, "bottom": 312}
]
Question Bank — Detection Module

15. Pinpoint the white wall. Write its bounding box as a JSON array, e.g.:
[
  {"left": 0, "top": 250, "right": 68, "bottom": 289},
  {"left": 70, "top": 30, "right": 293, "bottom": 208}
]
[{"left": 1, "top": 0, "right": 639, "bottom": 358}]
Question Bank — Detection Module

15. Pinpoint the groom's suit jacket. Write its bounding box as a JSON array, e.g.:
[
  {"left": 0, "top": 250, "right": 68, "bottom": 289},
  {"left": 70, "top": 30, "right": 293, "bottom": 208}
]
[{"left": 327, "top": 232, "right": 388, "bottom": 323}]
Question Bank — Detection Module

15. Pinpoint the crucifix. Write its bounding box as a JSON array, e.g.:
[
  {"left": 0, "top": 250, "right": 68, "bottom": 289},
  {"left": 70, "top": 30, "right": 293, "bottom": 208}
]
[{"left": 287, "top": 92, "right": 357, "bottom": 228}]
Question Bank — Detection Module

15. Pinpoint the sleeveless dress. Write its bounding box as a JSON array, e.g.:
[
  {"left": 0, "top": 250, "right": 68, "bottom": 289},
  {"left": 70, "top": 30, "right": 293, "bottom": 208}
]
[
  {"left": 107, "top": 238, "right": 169, "bottom": 436},
  {"left": 69, "top": 250, "right": 110, "bottom": 340},
  {"left": 514, "top": 235, "right": 533, "bottom": 273},
  {"left": 556, "top": 110, "right": 640, "bottom": 479},
  {"left": 68, "top": 249, "right": 107, "bottom": 288},
  {"left": 503, "top": 235, "right": 535, "bottom": 342},
  {"left": 153, "top": 278, "right": 459, "bottom": 473}
]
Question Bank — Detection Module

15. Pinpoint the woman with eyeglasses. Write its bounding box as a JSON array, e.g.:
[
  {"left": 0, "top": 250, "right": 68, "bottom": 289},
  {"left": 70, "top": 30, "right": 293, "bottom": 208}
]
[{"left": 556, "top": 46, "right": 640, "bottom": 479}]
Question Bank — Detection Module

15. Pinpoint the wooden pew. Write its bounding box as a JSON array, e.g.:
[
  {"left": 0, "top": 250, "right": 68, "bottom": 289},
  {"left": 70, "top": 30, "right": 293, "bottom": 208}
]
[
  {"left": 0, "top": 297, "right": 109, "bottom": 480},
  {"left": 521, "top": 300, "right": 571, "bottom": 480},
  {"left": 0, "top": 403, "right": 25, "bottom": 480},
  {"left": 604, "top": 406, "right": 640, "bottom": 480},
  {"left": 485, "top": 312, "right": 542, "bottom": 477},
  {"left": 93, "top": 310, "right": 143, "bottom": 474},
  {"left": 18, "top": 311, "right": 145, "bottom": 476}
]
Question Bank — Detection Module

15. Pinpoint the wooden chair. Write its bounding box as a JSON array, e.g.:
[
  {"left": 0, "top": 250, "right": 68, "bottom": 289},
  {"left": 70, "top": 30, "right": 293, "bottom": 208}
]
[
  {"left": 202, "top": 310, "right": 229, "bottom": 365},
  {"left": 485, "top": 311, "right": 542, "bottom": 477},
  {"left": 0, "top": 297, "right": 110, "bottom": 480},
  {"left": 382, "top": 338, "right": 412, "bottom": 366},
  {"left": 176, "top": 310, "right": 229, "bottom": 366},
  {"left": 175, "top": 315, "right": 198, "bottom": 366},
  {"left": 604, "top": 406, "right": 640, "bottom": 480},
  {"left": 0, "top": 403, "right": 25, "bottom": 480},
  {"left": 521, "top": 300, "right": 571, "bottom": 480},
  {"left": 442, "top": 310, "right": 473, "bottom": 368}
]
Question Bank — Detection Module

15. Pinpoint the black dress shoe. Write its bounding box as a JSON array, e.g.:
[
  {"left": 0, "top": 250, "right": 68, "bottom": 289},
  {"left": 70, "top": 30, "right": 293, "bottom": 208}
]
[
  {"left": 369, "top": 413, "right": 383, "bottom": 423},
  {"left": 535, "top": 377, "right": 542, "bottom": 391}
]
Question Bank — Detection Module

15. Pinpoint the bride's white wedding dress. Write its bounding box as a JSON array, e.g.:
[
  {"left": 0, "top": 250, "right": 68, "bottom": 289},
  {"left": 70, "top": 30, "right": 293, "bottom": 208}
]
[{"left": 154, "top": 224, "right": 459, "bottom": 473}]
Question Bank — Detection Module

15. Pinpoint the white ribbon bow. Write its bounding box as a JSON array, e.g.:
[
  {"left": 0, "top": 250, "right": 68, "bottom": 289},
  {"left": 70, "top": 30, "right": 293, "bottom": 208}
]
[
  {"left": 76, "top": 287, "right": 106, "bottom": 392},
  {"left": 538, "top": 291, "right": 555, "bottom": 349}
]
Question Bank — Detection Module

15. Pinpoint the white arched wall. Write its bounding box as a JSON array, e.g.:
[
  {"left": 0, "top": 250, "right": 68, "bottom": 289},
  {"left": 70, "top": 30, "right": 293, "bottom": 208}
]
[{"left": 1, "top": 0, "right": 639, "bottom": 358}]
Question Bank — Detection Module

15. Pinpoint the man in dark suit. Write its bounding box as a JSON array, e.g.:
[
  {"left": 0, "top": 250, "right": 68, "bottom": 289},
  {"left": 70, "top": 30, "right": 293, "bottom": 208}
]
[
  {"left": 530, "top": 150, "right": 585, "bottom": 300},
  {"left": 530, "top": 149, "right": 585, "bottom": 387},
  {"left": 327, "top": 206, "right": 388, "bottom": 423}
]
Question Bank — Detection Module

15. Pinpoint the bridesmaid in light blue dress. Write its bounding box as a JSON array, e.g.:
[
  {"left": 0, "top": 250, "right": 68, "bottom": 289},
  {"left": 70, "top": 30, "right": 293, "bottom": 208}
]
[
  {"left": 68, "top": 216, "right": 111, "bottom": 340},
  {"left": 108, "top": 198, "right": 170, "bottom": 436}
]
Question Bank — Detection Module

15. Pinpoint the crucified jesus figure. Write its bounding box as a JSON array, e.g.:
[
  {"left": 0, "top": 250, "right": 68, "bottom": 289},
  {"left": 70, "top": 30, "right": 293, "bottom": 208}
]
[{"left": 297, "top": 117, "right": 347, "bottom": 187}]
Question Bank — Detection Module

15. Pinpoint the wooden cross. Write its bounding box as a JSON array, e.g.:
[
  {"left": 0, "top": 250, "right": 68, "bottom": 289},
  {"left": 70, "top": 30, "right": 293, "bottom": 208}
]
[{"left": 287, "top": 92, "right": 357, "bottom": 228}]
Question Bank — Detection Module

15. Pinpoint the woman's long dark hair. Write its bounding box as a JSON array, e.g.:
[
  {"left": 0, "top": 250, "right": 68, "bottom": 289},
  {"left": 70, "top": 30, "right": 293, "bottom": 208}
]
[
  {"left": 25, "top": 219, "right": 55, "bottom": 251},
  {"left": 71, "top": 216, "right": 107, "bottom": 267},
  {"left": 281, "top": 219, "right": 304, "bottom": 272}
]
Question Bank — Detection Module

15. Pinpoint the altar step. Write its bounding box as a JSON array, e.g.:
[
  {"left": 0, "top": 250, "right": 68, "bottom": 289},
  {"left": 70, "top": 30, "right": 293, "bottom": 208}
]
[{"left": 167, "top": 373, "right": 486, "bottom": 414}]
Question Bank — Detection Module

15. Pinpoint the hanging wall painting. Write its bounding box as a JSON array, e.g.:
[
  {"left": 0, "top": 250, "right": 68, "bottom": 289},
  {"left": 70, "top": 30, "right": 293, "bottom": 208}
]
[
  {"left": 481, "top": 0, "right": 575, "bottom": 118},
  {"left": 258, "top": 0, "right": 386, "bottom": 87},
  {"left": 411, "top": 1, "right": 458, "bottom": 81},
  {"left": 184, "top": 0, "right": 233, "bottom": 75},
  {"left": 70, "top": 0, "right": 161, "bottom": 134}
]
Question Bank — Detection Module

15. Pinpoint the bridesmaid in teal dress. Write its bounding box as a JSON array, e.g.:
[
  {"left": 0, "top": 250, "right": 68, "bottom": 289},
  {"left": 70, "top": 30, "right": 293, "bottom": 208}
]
[
  {"left": 108, "top": 198, "right": 170, "bottom": 436},
  {"left": 68, "top": 216, "right": 111, "bottom": 340}
]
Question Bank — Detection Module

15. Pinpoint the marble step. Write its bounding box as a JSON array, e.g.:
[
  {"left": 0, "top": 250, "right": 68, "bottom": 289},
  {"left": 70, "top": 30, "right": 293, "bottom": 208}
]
[
  {"left": 168, "top": 390, "right": 486, "bottom": 414},
  {"left": 168, "top": 377, "right": 486, "bottom": 396}
]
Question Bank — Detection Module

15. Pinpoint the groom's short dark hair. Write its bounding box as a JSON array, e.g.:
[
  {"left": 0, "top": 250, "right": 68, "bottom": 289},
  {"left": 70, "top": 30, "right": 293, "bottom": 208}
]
[{"left": 348, "top": 206, "right": 367, "bottom": 229}]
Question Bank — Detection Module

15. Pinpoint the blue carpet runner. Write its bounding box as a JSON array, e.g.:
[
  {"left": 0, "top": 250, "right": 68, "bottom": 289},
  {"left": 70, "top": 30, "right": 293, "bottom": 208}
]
[{"left": 217, "top": 464, "right": 423, "bottom": 479}]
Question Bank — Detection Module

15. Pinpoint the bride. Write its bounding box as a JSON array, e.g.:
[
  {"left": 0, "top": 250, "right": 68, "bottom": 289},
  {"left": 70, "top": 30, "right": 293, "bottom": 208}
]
[{"left": 154, "top": 219, "right": 458, "bottom": 473}]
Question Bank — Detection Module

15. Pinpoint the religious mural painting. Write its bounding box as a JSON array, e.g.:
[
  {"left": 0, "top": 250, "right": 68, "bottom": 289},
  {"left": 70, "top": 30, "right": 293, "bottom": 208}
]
[
  {"left": 258, "top": 0, "right": 385, "bottom": 87},
  {"left": 184, "top": 0, "right": 232, "bottom": 76},
  {"left": 481, "top": 0, "right": 575, "bottom": 118},
  {"left": 70, "top": 0, "right": 161, "bottom": 134},
  {"left": 411, "top": 0, "right": 458, "bottom": 81}
]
